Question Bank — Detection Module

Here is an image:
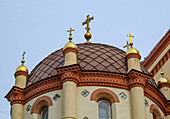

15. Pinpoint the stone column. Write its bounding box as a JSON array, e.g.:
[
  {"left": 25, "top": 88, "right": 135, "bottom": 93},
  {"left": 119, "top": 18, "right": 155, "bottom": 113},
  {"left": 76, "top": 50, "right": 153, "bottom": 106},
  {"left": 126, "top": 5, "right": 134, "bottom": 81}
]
[
  {"left": 57, "top": 65, "right": 80, "bottom": 119},
  {"left": 11, "top": 71, "right": 28, "bottom": 119},
  {"left": 166, "top": 115, "right": 170, "bottom": 119}
]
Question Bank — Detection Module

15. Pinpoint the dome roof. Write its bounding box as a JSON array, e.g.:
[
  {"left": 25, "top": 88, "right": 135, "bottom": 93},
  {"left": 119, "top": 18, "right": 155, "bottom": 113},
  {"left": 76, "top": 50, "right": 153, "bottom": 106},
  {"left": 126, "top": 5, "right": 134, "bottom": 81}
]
[{"left": 27, "top": 43, "right": 153, "bottom": 86}]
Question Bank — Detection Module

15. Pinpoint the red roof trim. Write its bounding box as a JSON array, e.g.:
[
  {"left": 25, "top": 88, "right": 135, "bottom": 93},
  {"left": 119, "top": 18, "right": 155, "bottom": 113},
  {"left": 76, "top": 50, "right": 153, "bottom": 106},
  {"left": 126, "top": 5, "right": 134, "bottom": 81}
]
[{"left": 143, "top": 29, "right": 170, "bottom": 70}]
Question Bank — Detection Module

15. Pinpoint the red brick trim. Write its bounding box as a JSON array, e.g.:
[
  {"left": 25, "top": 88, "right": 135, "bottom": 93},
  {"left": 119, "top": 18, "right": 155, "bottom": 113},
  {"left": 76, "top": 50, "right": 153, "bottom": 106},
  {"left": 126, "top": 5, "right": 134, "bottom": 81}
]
[
  {"left": 150, "top": 50, "right": 170, "bottom": 76},
  {"left": 150, "top": 104, "right": 163, "bottom": 119},
  {"left": 90, "top": 88, "right": 120, "bottom": 104},
  {"left": 5, "top": 86, "right": 25, "bottom": 105},
  {"left": 14, "top": 71, "right": 28, "bottom": 78},
  {"left": 125, "top": 53, "right": 141, "bottom": 61},
  {"left": 128, "top": 70, "right": 151, "bottom": 89},
  {"left": 5, "top": 65, "right": 169, "bottom": 115},
  {"left": 143, "top": 30, "right": 170, "bottom": 70},
  {"left": 31, "top": 96, "right": 53, "bottom": 114},
  {"left": 63, "top": 47, "right": 78, "bottom": 54},
  {"left": 158, "top": 83, "right": 170, "bottom": 89}
]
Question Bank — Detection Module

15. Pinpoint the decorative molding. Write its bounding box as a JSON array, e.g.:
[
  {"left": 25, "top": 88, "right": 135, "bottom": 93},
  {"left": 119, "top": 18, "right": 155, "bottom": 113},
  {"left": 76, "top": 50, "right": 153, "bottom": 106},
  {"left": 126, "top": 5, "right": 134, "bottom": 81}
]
[
  {"left": 81, "top": 90, "right": 90, "bottom": 97},
  {"left": 5, "top": 86, "right": 25, "bottom": 105},
  {"left": 158, "top": 83, "right": 170, "bottom": 89},
  {"left": 63, "top": 47, "right": 78, "bottom": 55},
  {"left": 31, "top": 96, "right": 53, "bottom": 114},
  {"left": 14, "top": 71, "right": 28, "bottom": 78},
  {"left": 24, "top": 77, "right": 62, "bottom": 104},
  {"left": 90, "top": 88, "right": 120, "bottom": 104},
  {"left": 150, "top": 104, "right": 163, "bottom": 119},
  {"left": 125, "top": 53, "right": 141, "bottom": 61},
  {"left": 145, "top": 83, "right": 167, "bottom": 115},
  {"left": 5, "top": 65, "right": 170, "bottom": 115},
  {"left": 143, "top": 30, "right": 170, "bottom": 70},
  {"left": 128, "top": 70, "right": 151, "bottom": 89},
  {"left": 150, "top": 50, "right": 170, "bottom": 76}
]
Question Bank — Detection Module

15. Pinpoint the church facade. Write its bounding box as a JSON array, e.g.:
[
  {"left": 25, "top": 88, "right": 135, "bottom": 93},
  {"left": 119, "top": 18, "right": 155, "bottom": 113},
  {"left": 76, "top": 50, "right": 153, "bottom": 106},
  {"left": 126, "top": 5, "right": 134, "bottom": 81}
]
[{"left": 5, "top": 16, "right": 170, "bottom": 119}]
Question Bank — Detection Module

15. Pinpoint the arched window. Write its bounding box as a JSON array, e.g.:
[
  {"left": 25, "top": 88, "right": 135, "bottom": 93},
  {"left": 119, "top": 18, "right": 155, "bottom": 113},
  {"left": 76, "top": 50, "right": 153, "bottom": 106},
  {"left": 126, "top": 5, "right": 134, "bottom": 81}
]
[
  {"left": 41, "top": 107, "right": 48, "bottom": 119},
  {"left": 153, "top": 113, "right": 157, "bottom": 119},
  {"left": 98, "top": 100, "right": 111, "bottom": 119}
]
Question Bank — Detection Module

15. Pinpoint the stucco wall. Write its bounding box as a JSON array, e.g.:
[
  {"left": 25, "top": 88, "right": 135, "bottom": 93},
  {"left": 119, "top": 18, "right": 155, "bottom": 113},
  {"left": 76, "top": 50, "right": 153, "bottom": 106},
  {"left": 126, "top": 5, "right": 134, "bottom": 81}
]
[
  {"left": 24, "top": 90, "right": 62, "bottom": 119},
  {"left": 145, "top": 97, "right": 165, "bottom": 119},
  {"left": 23, "top": 86, "right": 166, "bottom": 119}
]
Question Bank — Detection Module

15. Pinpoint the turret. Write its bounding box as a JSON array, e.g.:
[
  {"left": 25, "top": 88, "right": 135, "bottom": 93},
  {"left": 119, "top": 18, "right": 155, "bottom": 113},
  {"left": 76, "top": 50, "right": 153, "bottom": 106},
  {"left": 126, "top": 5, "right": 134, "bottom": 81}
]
[
  {"left": 14, "top": 51, "right": 28, "bottom": 88},
  {"left": 124, "top": 33, "right": 141, "bottom": 73},
  {"left": 63, "top": 28, "right": 78, "bottom": 66},
  {"left": 158, "top": 71, "right": 170, "bottom": 100},
  {"left": 124, "top": 33, "right": 147, "bottom": 119}
]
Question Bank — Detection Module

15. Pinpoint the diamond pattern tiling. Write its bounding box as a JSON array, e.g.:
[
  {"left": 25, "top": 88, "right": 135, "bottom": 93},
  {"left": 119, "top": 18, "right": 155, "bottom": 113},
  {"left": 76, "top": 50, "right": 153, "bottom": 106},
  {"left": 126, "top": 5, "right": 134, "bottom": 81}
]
[{"left": 27, "top": 43, "right": 156, "bottom": 88}]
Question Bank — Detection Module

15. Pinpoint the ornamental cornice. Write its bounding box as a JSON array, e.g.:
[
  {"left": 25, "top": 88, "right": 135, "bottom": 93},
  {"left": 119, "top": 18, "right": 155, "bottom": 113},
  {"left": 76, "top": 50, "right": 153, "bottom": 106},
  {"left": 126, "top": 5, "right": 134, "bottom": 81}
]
[
  {"left": 56, "top": 64, "right": 81, "bottom": 75},
  {"left": 144, "top": 83, "right": 167, "bottom": 115},
  {"left": 24, "top": 77, "right": 61, "bottom": 104},
  {"left": 63, "top": 47, "right": 78, "bottom": 54},
  {"left": 5, "top": 69, "right": 170, "bottom": 116},
  {"left": 128, "top": 70, "right": 151, "bottom": 89},
  {"left": 14, "top": 71, "right": 28, "bottom": 78},
  {"left": 5, "top": 86, "right": 25, "bottom": 105}
]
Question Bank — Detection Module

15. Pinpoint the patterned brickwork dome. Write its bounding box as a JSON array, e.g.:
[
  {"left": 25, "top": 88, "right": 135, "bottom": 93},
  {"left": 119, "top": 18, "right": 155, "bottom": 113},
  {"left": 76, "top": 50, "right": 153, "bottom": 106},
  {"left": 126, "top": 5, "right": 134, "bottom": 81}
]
[{"left": 27, "top": 43, "right": 156, "bottom": 87}]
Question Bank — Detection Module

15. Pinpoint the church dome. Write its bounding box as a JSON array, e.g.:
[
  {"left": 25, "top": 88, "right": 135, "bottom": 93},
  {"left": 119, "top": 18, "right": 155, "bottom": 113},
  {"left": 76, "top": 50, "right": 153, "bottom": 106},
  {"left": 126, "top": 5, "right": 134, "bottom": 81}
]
[{"left": 27, "top": 43, "right": 150, "bottom": 86}]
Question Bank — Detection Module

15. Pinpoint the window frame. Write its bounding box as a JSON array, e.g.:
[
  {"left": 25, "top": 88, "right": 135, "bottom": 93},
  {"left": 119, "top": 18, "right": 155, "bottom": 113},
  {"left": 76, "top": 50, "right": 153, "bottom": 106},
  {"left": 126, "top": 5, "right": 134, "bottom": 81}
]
[
  {"left": 41, "top": 107, "right": 48, "bottom": 119},
  {"left": 98, "top": 100, "right": 111, "bottom": 119}
]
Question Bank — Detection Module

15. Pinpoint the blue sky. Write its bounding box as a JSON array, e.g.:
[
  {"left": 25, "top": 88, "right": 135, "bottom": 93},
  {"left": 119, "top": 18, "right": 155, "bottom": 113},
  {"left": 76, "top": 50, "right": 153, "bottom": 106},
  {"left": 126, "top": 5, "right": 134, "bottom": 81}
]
[{"left": 0, "top": 0, "right": 170, "bottom": 118}]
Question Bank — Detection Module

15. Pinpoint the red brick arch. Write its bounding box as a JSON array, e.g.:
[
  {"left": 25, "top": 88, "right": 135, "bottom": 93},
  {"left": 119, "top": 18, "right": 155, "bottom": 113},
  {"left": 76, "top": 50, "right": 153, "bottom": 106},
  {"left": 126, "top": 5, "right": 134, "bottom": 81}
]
[
  {"left": 150, "top": 104, "right": 163, "bottom": 119},
  {"left": 31, "top": 96, "right": 53, "bottom": 114},
  {"left": 90, "top": 88, "right": 120, "bottom": 104}
]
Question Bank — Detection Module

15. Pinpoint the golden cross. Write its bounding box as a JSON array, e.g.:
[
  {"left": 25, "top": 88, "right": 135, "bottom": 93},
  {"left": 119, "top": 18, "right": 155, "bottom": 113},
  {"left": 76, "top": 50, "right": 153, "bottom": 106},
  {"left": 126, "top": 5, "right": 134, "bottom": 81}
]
[
  {"left": 22, "top": 51, "right": 26, "bottom": 60},
  {"left": 67, "top": 28, "right": 74, "bottom": 37},
  {"left": 123, "top": 41, "right": 129, "bottom": 49},
  {"left": 82, "top": 15, "right": 94, "bottom": 33},
  {"left": 127, "top": 33, "right": 134, "bottom": 47}
]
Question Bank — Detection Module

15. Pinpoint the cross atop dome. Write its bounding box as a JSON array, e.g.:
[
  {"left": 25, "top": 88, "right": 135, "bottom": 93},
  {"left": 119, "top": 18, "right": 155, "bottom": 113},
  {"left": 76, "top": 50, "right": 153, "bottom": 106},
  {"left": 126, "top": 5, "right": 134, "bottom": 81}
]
[
  {"left": 82, "top": 15, "right": 94, "bottom": 43},
  {"left": 67, "top": 28, "right": 74, "bottom": 41},
  {"left": 127, "top": 33, "right": 134, "bottom": 47}
]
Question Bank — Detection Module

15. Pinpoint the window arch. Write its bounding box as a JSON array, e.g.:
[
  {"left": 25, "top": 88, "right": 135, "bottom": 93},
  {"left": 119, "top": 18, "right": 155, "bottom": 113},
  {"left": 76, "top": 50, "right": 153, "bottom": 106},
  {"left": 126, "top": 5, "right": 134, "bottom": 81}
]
[
  {"left": 31, "top": 96, "right": 53, "bottom": 115},
  {"left": 90, "top": 88, "right": 120, "bottom": 103},
  {"left": 98, "top": 100, "right": 111, "bottom": 119},
  {"left": 150, "top": 104, "right": 163, "bottom": 119}
]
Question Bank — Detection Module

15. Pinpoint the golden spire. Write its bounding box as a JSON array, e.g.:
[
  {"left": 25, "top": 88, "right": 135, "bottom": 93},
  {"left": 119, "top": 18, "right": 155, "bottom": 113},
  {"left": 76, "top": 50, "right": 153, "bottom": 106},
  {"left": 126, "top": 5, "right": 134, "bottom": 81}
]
[
  {"left": 82, "top": 15, "right": 94, "bottom": 43},
  {"left": 67, "top": 28, "right": 74, "bottom": 42},
  {"left": 158, "top": 69, "right": 169, "bottom": 85},
  {"left": 15, "top": 51, "right": 28, "bottom": 73},
  {"left": 127, "top": 33, "right": 134, "bottom": 47},
  {"left": 21, "top": 51, "right": 26, "bottom": 65},
  {"left": 63, "top": 28, "right": 77, "bottom": 50},
  {"left": 123, "top": 33, "right": 139, "bottom": 55}
]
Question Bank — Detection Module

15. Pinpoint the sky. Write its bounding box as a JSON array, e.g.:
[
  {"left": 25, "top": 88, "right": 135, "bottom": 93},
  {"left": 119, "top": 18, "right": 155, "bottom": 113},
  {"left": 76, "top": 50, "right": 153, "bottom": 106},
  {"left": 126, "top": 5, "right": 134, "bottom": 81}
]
[{"left": 0, "top": 0, "right": 170, "bottom": 118}]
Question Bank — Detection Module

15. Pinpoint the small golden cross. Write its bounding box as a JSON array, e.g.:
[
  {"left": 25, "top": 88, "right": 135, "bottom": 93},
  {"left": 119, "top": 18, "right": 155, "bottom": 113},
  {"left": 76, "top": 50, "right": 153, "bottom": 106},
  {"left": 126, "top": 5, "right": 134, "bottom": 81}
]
[
  {"left": 67, "top": 28, "right": 74, "bottom": 37},
  {"left": 82, "top": 15, "right": 94, "bottom": 33},
  {"left": 127, "top": 33, "right": 134, "bottom": 47},
  {"left": 123, "top": 41, "right": 129, "bottom": 49},
  {"left": 22, "top": 51, "right": 26, "bottom": 60}
]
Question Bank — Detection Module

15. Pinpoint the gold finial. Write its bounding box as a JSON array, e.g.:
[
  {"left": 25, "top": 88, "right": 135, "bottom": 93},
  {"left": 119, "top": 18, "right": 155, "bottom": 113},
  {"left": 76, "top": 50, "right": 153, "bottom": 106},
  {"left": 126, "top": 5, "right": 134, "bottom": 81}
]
[
  {"left": 123, "top": 41, "right": 130, "bottom": 49},
  {"left": 67, "top": 28, "right": 74, "bottom": 42},
  {"left": 21, "top": 51, "right": 26, "bottom": 65},
  {"left": 82, "top": 15, "right": 94, "bottom": 43},
  {"left": 127, "top": 33, "right": 134, "bottom": 47},
  {"left": 161, "top": 69, "right": 164, "bottom": 76}
]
